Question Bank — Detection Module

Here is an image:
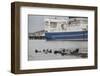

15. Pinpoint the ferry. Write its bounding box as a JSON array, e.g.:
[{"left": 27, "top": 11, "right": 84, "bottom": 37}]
[{"left": 44, "top": 17, "right": 88, "bottom": 40}]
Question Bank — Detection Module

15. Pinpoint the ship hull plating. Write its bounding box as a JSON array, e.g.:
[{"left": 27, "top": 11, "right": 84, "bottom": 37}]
[{"left": 45, "top": 31, "right": 88, "bottom": 41}]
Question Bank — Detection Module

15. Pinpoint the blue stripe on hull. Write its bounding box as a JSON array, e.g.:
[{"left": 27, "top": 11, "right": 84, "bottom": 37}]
[{"left": 45, "top": 31, "right": 88, "bottom": 41}]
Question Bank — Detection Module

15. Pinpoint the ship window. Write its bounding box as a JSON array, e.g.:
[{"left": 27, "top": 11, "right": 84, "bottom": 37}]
[
  {"left": 82, "top": 20, "right": 88, "bottom": 24},
  {"left": 50, "top": 22, "right": 57, "bottom": 28},
  {"left": 61, "top": 24, "right": 65, "bottom": 30},
  {"left": 45, "top": 21, "right": 49, "bottom": 26}
]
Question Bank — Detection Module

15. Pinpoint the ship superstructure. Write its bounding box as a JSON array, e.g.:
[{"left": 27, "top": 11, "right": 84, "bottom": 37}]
[{"left": 45, "top": 17, "right": 88, "bottom": 40}]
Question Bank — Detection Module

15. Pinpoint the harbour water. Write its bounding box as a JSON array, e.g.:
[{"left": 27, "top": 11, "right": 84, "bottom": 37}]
[{"left": 28, "top": 40, "right": 88, "bottom": 61}]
